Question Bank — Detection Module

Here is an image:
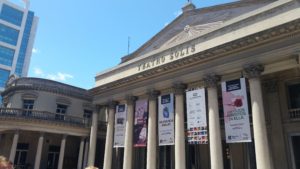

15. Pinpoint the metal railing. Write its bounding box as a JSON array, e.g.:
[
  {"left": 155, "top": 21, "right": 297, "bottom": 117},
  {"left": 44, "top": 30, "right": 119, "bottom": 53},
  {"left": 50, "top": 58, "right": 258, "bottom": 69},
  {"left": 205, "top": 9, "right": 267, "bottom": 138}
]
[
  {"left": 289, "top": 108, "right": 300, "bottom": 120},
  {"left": 0, "top": 108, "right": 91, "bottom": 127}
]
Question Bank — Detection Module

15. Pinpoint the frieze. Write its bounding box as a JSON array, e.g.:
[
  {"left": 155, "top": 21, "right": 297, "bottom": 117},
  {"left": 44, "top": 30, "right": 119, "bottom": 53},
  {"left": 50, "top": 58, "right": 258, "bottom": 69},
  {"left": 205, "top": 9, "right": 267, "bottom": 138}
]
[{"left": 137, "top": 44, "right": 196, "bottom": 72}]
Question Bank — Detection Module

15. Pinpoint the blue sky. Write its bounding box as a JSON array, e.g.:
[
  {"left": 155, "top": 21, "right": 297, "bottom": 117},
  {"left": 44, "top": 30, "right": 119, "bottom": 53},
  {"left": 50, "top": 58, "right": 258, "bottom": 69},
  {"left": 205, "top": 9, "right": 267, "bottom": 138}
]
[{"left": 11, "top": 0, "right": 236, "bottom": 89}]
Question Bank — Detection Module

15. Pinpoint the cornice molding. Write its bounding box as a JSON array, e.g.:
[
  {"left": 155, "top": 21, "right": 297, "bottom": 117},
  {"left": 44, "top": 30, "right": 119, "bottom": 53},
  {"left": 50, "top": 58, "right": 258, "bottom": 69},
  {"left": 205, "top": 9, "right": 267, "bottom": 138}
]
[
  {"left": 91, "top": 19, "right": 300, "bottom": 96},
  {"left": 2, "top": 78, "right": 92, "bottom": 101}
]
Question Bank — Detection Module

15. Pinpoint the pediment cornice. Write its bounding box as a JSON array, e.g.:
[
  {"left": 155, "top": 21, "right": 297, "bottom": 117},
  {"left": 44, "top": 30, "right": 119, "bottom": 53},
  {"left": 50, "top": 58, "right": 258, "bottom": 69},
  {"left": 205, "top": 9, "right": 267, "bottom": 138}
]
[{"left": 91, "top": 18, "right": 300, "bottom": 96}]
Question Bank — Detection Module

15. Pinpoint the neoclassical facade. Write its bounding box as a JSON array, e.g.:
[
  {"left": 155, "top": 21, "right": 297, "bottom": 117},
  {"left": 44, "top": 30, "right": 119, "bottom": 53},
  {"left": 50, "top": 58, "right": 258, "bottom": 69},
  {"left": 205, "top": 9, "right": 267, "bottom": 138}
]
[
  {"left": 0, "top": 77, "right": 106, "bottom": 169},
  {"left": 90, "top": 0, "right": 300, "bottom": 169}
]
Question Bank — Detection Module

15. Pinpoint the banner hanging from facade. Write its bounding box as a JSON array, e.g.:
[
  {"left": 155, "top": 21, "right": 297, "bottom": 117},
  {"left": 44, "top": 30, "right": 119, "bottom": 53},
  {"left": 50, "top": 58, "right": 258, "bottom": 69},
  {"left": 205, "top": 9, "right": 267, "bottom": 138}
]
[
  {"left": 221, "top": 78, "right": 252, "bottom": 143},
  {"left": 133, "top": 99, "right": 148, "bottom": 147},
  {"left": 186, "top": 88, "right": 208, "bottom": 144},
  {"left": 158, "top": 93, "right": 175, "bottom": 146},
  {"left": 113, "top": 104, "right": 127, "bottom": 147}
]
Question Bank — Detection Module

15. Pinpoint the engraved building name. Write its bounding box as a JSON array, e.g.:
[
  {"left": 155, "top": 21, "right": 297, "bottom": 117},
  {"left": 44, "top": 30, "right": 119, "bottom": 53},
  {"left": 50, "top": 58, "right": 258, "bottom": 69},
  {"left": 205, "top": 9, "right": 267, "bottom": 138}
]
[{"left": 137, "top": 44, "right": 196, "bottom": 71}]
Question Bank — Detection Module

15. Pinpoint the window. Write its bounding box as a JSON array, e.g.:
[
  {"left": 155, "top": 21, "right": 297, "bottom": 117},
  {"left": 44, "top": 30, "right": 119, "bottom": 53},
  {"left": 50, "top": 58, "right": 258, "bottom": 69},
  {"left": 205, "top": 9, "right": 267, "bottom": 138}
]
[
  {"left": 0, "top": 4, "right": 24, "bottom": 26},
  {"left": 14, "top": 143, "right": 29, "bottom": 168},
  {"left": 288, "top": 83, "right": 300, "bottom": 109},
  {"left": 0, "top": 23, "right": 19, "bottom": 45},
  {"left": 0, "top": 68, "right": 10, "bottom": 88},
  {"left": 47, "top": 145, "right": 60, "bottom": 169},
  {"left": 83, "top": 109, "right": 92, "bottom": 119},
  {"left": 15, "top": 11, "right": 34, "bottom": 76},
  {"left": 22, "top": 99, "right": 34, "bottom": 116},
  {"left": 0, "top": 45, "right": 15, "bottom": 66},
  {"left": 55, "top": 104, "right": 67, "bottom": 120}
]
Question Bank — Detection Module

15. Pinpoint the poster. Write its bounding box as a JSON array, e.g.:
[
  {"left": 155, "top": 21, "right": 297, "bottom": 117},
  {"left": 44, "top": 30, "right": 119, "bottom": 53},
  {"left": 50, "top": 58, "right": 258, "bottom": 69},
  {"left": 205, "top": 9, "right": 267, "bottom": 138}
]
[
  {"left": 113, "top": 104, "right": 127, "bottom": 147},
  {"left": 186, "top": 88, "right": 208, "bottom": 144},
  {"left": 221, "top": 78, "right": 252, "bottom": 143},
  {"left": 158, "top": 93, "right": 175, "bottom": 146},
  {"left": 133, "top": 99, "right": 148, "bottom": 147}
]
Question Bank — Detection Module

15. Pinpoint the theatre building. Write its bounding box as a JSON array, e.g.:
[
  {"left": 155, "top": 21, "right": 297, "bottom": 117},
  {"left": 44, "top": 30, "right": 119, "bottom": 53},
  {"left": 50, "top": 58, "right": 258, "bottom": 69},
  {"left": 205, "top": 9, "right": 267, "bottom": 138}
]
[
  {"left": 90, "top": 0, "right": 300, "bottom": 169},
  {"left": 0, "top": 77, "right": 107, "bottom": 169}
]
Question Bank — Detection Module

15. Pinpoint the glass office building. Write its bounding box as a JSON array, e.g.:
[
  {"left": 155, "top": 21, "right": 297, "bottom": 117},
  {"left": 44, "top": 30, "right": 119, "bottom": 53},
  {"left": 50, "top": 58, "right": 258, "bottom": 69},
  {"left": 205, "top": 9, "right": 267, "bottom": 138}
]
[{"left": 0, "top": 0, "right": 38, "bottom": 92}]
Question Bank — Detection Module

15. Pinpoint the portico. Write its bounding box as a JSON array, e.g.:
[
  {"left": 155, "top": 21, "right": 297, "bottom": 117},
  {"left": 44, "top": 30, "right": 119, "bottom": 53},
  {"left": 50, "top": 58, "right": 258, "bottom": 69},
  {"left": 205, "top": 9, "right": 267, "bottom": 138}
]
[{"left": 91, "top": 0, "right": 300, "bottom": 169}]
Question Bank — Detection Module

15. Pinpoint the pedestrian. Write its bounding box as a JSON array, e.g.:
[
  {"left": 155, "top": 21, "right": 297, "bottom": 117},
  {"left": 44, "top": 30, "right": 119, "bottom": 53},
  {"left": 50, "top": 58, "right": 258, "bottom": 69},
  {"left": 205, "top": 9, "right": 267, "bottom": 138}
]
[{"left": 0, "top": 156, "right": 14, "bottom": 169}]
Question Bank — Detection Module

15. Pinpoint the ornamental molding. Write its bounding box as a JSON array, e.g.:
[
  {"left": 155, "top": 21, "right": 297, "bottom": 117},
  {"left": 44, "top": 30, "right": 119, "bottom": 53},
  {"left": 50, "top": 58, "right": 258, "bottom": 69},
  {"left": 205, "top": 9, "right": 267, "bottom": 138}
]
[
  {"left": 2, "top": 78, "right": 92, "bottom": 101},
  {"left": 91, "top": 19, "right": 300, "bottom": 96}
]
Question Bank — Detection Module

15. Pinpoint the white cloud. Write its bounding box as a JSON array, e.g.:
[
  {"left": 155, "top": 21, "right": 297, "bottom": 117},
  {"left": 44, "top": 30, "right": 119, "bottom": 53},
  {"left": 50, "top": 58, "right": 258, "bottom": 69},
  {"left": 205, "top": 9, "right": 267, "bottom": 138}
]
[
  {"left": 46, "top": 72, "right": 74, "bottom": 81},
  {"left": 34, "top": 67, "right": 44, "bottom": 76},
  {"left": 33, "top": 67, "right": 73, "bottom": 82},
  {"left": 32, "top": 48, "right": 40, "bottom": 54}
]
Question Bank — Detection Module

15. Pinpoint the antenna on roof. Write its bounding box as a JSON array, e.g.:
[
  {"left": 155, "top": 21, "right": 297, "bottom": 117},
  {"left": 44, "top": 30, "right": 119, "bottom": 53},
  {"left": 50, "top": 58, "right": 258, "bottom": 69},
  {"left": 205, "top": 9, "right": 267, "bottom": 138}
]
[{"left": 127, "top": 36, "right": 130, "bottom": 55}]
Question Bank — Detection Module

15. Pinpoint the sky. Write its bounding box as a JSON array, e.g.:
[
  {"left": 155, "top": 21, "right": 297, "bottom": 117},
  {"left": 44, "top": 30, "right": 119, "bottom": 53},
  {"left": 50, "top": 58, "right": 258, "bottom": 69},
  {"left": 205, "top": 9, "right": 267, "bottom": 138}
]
[{"left": 11, "top": 0, "right": 236, "bottom": 89}]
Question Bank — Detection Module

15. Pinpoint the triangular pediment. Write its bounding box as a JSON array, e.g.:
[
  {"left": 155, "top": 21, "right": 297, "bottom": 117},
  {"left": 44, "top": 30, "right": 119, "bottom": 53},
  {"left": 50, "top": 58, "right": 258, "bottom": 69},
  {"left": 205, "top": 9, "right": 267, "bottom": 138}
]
[{"left": 121, "top": 0, "right": 273, "bottom": 63}]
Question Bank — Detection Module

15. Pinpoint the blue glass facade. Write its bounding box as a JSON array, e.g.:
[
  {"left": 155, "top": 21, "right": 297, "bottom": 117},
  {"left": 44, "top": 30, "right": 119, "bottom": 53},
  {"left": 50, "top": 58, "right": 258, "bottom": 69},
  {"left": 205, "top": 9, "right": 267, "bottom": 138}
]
[
  {"left": 0, "top": 45, "right": 14, "bottom": 66},
  {"left": 0, "top": 68, "right": 10, "bottom": 88},
  {"left": 0, "top": 4, "right": 23, "bottom": 26},
  {"left": 15, "top": 11, "right": 34, "bottom": 76},
  {"left": 0, "top": 23, "right": 19, "bottom": 45}
]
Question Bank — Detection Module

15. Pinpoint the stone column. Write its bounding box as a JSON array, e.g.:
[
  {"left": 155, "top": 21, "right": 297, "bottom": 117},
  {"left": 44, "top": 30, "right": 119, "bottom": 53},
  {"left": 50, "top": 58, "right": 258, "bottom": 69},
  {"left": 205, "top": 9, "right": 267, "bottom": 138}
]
[
  {"left": 88, "top": 106, "right": 101, "bottom": 166},
  {"left": 173, "top": 83, "right": 187, "bottom": 169},
  {"left": 123, "top": 96, "right": 137, "bottom": 169},
  {"left": 244, "top": 65, "right": 272, "bottom": 169},
  {"left": 58, "top": 135, "right": 67, "bottom": 169},
  {"left": 146, "top": 90, "right": 160, "bottom": 169},
  {"left": 83, "top": 140, "right": 89, "bottom": 168},
  {"left": 34, "top": 132, "right": 44, "bottom": 169},
  {"left": 77, "top": 137, "right": 85, "bottom": 169},
  {"left": 203, "top": 74, "right": 224, "bottom": 169},
  {"left": 264, "top": 80, "right": 287, "bottom": 169},
  {"left": 103, "top": 101, "right": 117, "bottom": 169},
  {"left": 9, "top": 130, "right": 19, "bottom": 162}
]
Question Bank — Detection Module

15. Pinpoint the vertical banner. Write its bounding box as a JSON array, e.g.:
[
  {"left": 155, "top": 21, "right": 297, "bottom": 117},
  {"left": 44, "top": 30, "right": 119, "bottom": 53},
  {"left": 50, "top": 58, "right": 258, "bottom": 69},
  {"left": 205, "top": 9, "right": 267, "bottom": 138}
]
[
  {"left": 113, "top": 104, "right": 127, "bottom": 147},
  {"left": 158, "top": 93, "right": 175, "bottom": 146},
  {"left": 222, "top": 78, "right": 252, "bottom": 143},
  {"left": 186, "top": 88, "right": 208, "bottom": 144},
  {"left": 133, "top": 99, "right": 148, "bottom": 147}
]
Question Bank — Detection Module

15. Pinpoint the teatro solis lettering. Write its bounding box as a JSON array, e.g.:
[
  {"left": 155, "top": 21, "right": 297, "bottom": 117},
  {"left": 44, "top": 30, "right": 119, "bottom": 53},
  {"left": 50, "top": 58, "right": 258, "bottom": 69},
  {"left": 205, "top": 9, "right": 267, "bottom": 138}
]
[{"left": 137, "top": 44, "right": 196, "bottom": 71}]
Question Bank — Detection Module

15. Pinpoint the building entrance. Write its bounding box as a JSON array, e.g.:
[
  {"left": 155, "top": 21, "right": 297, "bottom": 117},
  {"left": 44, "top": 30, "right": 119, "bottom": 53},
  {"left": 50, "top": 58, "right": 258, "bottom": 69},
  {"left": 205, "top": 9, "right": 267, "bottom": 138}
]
[{"left": 291, "top": 135, "right": 300, "bottom": 169}]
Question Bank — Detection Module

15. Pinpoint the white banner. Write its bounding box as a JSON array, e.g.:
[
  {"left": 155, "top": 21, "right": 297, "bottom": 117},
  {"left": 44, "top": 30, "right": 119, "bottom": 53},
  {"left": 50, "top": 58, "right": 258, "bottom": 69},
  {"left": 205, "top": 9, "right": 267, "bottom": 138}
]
[
  {"left": 158, "top": 93, "right": 175, "bottom": 146},
  {"left": 222, "top": 78, "right": 252, "bottom": 143},
  {"left": 186, "top": 88, "right": 208, "bottom": 144},
  {"left": 113, "top": 104, "right": 127, "bottom": 147}
]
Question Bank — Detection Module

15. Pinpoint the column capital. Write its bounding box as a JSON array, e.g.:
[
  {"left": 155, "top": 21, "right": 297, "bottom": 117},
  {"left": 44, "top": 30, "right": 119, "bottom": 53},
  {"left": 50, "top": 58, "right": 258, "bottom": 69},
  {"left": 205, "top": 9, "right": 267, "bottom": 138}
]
[
  {"left": 263, "top": 80, "right": 278, "bottom": 93},
  {"left": 125, "top": 95, "right": 137, "bottom": 105},
  {"left": 203, "top": 74, "right": 221, "bottom": 88},
  {"left": 147, "top": 90, "right": 160, "bottom": 100},
  {"left": 244, "top": 64, "right": 264, "bottom": 78},
  {"left": 107, "top": 101, "right": 118, "bottom": 109},
  {"left": 172, "top": 83, "right": 187, "bottom": 95}
]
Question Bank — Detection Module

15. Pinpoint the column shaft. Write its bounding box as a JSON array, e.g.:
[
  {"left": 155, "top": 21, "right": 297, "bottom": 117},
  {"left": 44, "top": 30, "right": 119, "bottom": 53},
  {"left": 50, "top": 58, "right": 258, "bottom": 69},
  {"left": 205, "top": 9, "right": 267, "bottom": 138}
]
[
  {"left": 34, "top": 133, "right": 44, "bottom": 169},
  {"left": 103, "top": 104, "right": 116, "bottom": 169},
  {"left": 58, "top": 135, "right": 67, "bottom": 169},
  {"left": 88, "top": 110, "right": 99, "bottom": 166},
  {"left": 174, "top": 85, "right": 186, "bottom": 169},
  {"left": 146, "top": 92, "right": 158, "bottom": 169},
  {"left": 77, "top": 138, "right": 85, "bottom": 169},
  {"left": 83, "top": 141, "right": 89, "bottom": 168},
  {"left": 123, "top": 97, "right": 135, "bottom": 169},
  {"left": 9, "top": 131, "right": 19, "bottom": 162},
  {"left": 249, "top": 77, "right": 272, "bottom": 169},
  {"left": 207, "top": 87, "right": 224, "bottom": 169}
]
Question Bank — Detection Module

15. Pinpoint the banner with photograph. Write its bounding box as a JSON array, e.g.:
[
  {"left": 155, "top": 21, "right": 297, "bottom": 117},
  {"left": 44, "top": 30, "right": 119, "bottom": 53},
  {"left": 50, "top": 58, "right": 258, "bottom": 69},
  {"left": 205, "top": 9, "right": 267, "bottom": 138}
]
[
  {"left": 158, "top": 93, "right": 175, "bottom": 146},
  {"left": 133, "top": 99, "right": 148, "bottom": 147},
  {"left": 113, "top": 104, "right": 127, "bottom": 147},
  {"left": 186, "top": 88, "right": 208, "bottom": 144},
  {"left": 222, "top": 78, "right": 252, "bottom": 143}
]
